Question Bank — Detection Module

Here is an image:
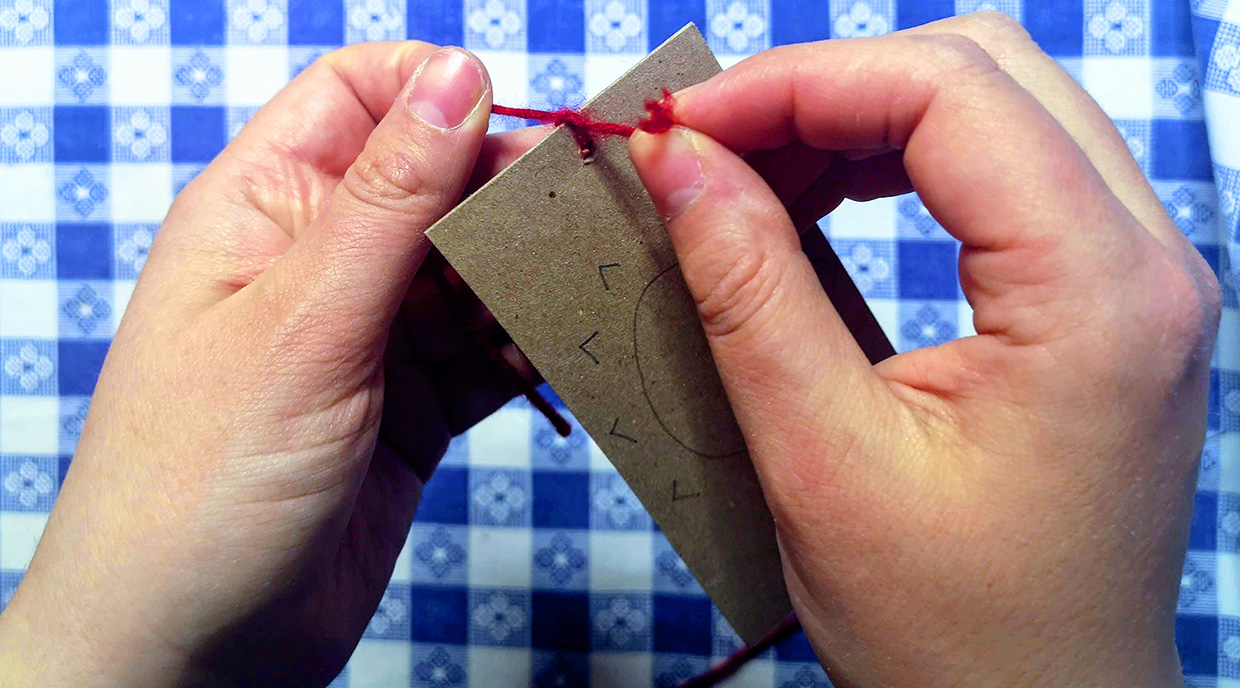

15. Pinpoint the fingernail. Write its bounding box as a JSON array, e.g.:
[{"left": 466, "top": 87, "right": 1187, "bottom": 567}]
[
  {"left": 409, "top": 48, "right": 487, "bottom": 130},
  {"left": 650, "top": 128, "right": 704, "bottom": 219}
]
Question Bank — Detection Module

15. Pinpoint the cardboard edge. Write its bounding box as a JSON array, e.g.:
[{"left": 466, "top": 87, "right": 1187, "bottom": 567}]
[{"left": 427, "top": 22, "right": 707, "bottom": 245}]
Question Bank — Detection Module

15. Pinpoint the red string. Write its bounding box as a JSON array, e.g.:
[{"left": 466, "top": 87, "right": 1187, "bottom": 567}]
[
  {"left": 676, "top": 614, "right": 802, "bottom": 688},
  {"left": 492, "top": 89, "right": 677, "bottom": 160}
]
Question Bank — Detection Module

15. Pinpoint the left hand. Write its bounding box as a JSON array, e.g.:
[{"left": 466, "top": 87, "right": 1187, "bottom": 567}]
[{"left": 0, "top": 42, "right": 540, "bottom": 686}]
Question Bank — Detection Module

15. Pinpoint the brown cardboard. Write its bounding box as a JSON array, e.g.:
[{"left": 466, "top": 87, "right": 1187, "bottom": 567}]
[{"left": 428, "top": 24, "right": 890, "bottom": 643}]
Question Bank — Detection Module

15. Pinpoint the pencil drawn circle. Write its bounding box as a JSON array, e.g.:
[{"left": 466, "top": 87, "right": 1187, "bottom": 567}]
[{"left": 632, "top": 263, "right": 746, "bottom": 458}]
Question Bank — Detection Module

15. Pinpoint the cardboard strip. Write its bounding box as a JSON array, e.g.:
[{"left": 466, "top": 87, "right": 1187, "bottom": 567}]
[{"left": 428, "top": 24, "right": 892, "bottom": 643}]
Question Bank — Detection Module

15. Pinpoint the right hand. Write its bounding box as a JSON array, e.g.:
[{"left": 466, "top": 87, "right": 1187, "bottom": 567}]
[{"left": 630, "top": 13, "right": 1220, "bottom": 688}]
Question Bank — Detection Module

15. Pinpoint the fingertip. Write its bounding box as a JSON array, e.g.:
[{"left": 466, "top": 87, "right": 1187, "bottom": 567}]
[
  {"left": 408, "top": 46, "right": 492, "bottom": 131},
  {"left": 630, "top": 127, "right": 706, "bottom": 221}
]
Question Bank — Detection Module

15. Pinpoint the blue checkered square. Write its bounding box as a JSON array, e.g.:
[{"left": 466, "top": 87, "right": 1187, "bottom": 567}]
[
  {"left": 53, "top": 0, "right": 107, "bottom": 44},
  {"left": 1205, "top": 22, "right": 1240, "bottom": 95},
  {"left": 0, "top": 570, "right": 22, "bottom": 613},
  {"left": 532, "top": 591, "right": 590, "bottom": 650},
  {"left": 469, "top": 588, "right": 532, "bottom": 646},
  {"left": 533, "top": 530, "right": 588, "bottom": 589},
  {"left": 0, "top": 108, "right": 52, "bottom": 163},
  {"left": 57, "top": 395, "right": 88, "bottom": 453},
  {"left": 464, "top": 0, "right": 526, "bottom": 50},
  {"left": 0, "top": 455, "right": 57, "bottom": 510},
  {"left": 1, "top": 340, "right": 56, "bottom": 395},
  {"left": 54, "top": 106, "right": 110, "bottom": 162},
  {"left": 54, "top": 49, "right": 109, "bottom": 105},
  {"left": 111, "top": 0, "right": 171, "bottom": 45},
  {"left": 287, "top": 0, "right": 342, "bottom": 43},
  {"left": 527, "top": 53, "right": 586, "bottom": 109},
  {"left": 470, "top": 468, "right": 532, "bottom": 527},
  {"left": 170, "top": 0, "right": 225, "bottom": 44},
  {"left": 528, "top": 0, "right": 584, "bottom": 52},
  {"left": 172, "top": 48, "right": 225, "bottom": 104},
  {"left": 56, "top": 340, "right": 108, "bottom": 395},
  {"left": 0, "top": 224, "right": 54, "bottom": 279},
  {"left": 585, "top": 0, "right": 644, "bottom": 52}
]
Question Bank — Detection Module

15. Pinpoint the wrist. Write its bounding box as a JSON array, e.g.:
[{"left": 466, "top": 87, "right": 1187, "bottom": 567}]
[{"left": 0, "top": 573, "right": 188, "bottom": 688}]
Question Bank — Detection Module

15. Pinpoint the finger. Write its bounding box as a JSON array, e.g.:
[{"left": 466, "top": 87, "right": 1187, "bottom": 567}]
[
  {"left": 744, "top": 142, "right": 834, "bottom": 206},
  {"left": 901, "top": 13, "right": 1189, "bottom": 254},
  {"left": 785, "top": 151, "right": 913, "bottom": 232},
  {"left": 630, "top": 127, "right": 903, "bottom": 499},
  {"left": 257, "top": 47, "right": 493, "bottom": 355},
  {"left": 227, "top": 41, "right": 438, "bottom": 182},
  {"left": 135, "top": 42, "right": 440, "bottom": 320},
  {"left": 466, "top": 125, "right": 551, "bottom": 195},
  {"left": 671, "top": 35, "right": 1156, "bottom": 344}
]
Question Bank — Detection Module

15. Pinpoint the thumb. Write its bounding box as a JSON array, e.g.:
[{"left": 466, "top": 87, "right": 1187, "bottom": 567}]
[
  {"left": 262, "top": 46, "right": 492, "bottom": 352},
  {"left": 629, "top": 128, "right": 900, "bottom": 500}
]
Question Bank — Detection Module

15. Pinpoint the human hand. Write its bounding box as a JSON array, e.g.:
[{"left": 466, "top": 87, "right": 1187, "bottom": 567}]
[
  {"left": 630, "top": 13, "right": 1220, "bottom": 688},
  {"left": 0, "top": 42, "right": 542, "bottom": 686}
]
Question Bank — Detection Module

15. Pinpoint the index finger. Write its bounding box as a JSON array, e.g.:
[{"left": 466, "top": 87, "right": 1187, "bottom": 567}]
[{"left": 670, "top": 35, "right": 1164, "bottom": 344}]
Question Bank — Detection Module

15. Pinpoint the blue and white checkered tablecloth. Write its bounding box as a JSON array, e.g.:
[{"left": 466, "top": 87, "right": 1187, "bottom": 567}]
[{"left": 0, "top": 0, "right": 1238, "bottom": 686}]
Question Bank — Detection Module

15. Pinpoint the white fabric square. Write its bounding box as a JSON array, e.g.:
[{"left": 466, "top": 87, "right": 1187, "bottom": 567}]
[
  {"left": 109, "top": 47, "right": 172, "bottom": 105},
  {"left": 1205, "top": 90, "right": 1240, "bottom": 169},
  {"left": 1219, "top": 309, "right": 1240, "bottom": 371},
  {"left": 0, "top": 511, "right": 48, "bottom": 569},
  {"left": 725, "top": 658, "right": 774, "bottom": 684},
  {"left": 585, "top": 0, "right": 646, "bottom": 54},
  {"left": 225, "top": 46, "right": 290, "bottom": 106},
  {"left": 1224, "top": 0, "right": 1240, "bottom": 22},
  {"left": 468, "top": 527, "right": 532, "bottom": 588},
  {"left": 1082, "top": 57, "right": 1153, "bottom": 119},
  {"left": 0, "top": 396, "right": 58, "bottom": 454},
  {"left": 390, "top": 532, "right": 415, "bottom": 584},
  {"left": 467, "top": 647, "right": 531, "bottom": 688},
  {"left": 0, "top": 280, "right": 57, "bottom": 338},
  {"left": 344, "top": 0, "right": 407, "bottom": 43},
  {"left": 956, "top": 301, "right": 977, "bottom": 338},
  {"left": 827, "top": 198, "right": 896, "bottom": 239},
  {"left": 468, "top": 407, "right": 531, "bottom": 467},
  {"left": 1222, "top": 433, "right": 1240, "bottom": 493},
  {"left": 1219, "top": 552, "right": 1240, "bottom": 616},
  {"left": 705, "top": 0, "right": 771, "bottom": 55},
  {"left": 589, "top": 531, "right": 652, "bottom": 590},
  {"left": 588, "top": 436, "right": 614, "bottom": 471},
  {"left": 0, "top": 164, "right": 54, "bottom": 222},
  {"left": 111, "top": 281, "right": 137, "bottom": 324},
  {"left": 584, "top": 54, "right": 638, "bottom": 100},
  {"left": 592, "top": 652, "right": 653, "bottom": 688},
  {"left": 345, "top": 639, "right": 410, "bottom": 688},
  {"left": 110, "top": 163, "right": 172, "bottom": 223},
  {"left": 1196, "top": 0, "right": 1229, "bottom": 19},
  {"left": 474, "top": 49, "right": 529, "bottom": 108},
  {"left": 0, "top": 48, "right": 52, "bottom": 106},
  {"left": 867, "top": 299, "right": 899, "bottom": 347}
]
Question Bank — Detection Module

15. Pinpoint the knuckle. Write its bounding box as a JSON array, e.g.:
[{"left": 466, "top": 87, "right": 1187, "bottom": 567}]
[
  {"left": 916, "top": 32, "right": 1002, "bottom": 78},
  {"left": 1139, "top": 249, "right": 1220, "bottom": 356},
  {"left": 958, "top": 10, "right": 1034, "bottom": 50},
  {"left": 690, "top": 241, "right": 785, "bottom": 340},
  {"left": 341, "top": 147, "right": 438, "bottom": 214}
]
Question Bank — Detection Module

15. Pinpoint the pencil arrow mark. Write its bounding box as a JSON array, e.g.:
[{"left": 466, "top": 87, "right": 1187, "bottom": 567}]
[
  {"left": 672, "top": 480, "right": 701, "bottom": 501},
  {"left": 598, "top": 263, "right": 621, "bottom": 291},
  {"left": 609, "top": 417, "right": 637, "bottom": 443},
  {"left": 579, "top": 331, "right": 600, "bottom": 365}
]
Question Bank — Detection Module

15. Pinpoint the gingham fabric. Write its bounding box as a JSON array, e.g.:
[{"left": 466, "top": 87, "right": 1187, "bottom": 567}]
[{"left": 0, "top": 0, "right": 1236, "bottom": 686}]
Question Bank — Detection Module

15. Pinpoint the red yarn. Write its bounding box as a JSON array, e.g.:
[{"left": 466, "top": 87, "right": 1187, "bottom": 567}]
[
  {"left": 492, "top": 89, "right": 677, "bottom": 159},
  {"left": 676, "top": 614, "right": 802, "bottom": 688}
]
